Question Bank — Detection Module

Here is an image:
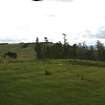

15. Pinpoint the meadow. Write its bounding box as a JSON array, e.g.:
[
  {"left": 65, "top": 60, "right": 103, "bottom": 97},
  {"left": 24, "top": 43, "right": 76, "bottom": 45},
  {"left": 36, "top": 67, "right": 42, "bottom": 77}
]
[{"left": 0, "top": 43, "right": 105, "bottom": 105}]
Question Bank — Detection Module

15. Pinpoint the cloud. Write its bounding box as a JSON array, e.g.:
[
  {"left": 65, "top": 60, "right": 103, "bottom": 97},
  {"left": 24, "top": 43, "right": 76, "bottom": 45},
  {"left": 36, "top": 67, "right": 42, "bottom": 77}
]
[
  {"left": 94, "top": 27, "right": 105, "bottom": 39},
  {"left": 47, "top": 14, "right": 56, "bottom": 18},
  {"left": 0, "top": 37, "right": 29, "bottom": 43},
  {"left": 0, "top": 38, "right": 20, "bottom": 43},
  {"left": 80, "top": 27, "right": 105, "bottom": 40}
]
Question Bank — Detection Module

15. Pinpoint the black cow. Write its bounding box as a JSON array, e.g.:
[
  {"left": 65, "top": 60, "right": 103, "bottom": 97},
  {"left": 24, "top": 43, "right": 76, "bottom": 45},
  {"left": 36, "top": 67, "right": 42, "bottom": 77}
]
[{"left": 4, "top": 52, "right": 17, "bottom": 59}]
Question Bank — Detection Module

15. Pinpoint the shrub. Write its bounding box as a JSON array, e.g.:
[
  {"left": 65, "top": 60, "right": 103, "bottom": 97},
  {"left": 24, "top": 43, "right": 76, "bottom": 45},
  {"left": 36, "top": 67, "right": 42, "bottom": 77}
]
[{"left": 44, "top": 70, "right": 52, "bottom": 76}]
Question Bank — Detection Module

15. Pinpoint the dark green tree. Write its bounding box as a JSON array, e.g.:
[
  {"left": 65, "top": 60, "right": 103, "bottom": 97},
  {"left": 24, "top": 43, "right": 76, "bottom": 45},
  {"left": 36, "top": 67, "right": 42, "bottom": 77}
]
[
  {"left": 35, "top": 37, "right": 43, "bottom": 59},
  {"left": 34, "top": 35, "right": 105, "bottom": 61},
  {"left": 96, "top": 40, "right": 105, "bottom": 60}
]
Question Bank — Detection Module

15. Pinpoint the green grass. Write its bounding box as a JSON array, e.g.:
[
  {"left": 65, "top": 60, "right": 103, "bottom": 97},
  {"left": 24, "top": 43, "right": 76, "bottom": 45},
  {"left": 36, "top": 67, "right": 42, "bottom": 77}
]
[
  {"left": 0, "top": 59, "right": 105, "bottom": 105},
  {"left": 0, "top": 43, "right": 105, "bottom": 105},
  {"left": 0, "top": 43, "right": 35, "bottom": 61}
]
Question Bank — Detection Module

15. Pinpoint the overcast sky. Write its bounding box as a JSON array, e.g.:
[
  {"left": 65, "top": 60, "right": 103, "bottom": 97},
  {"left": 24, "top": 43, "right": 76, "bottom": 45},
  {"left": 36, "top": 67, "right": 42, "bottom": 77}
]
[{"left": 0, "top": 0, "right": 105, "bottom": 44}]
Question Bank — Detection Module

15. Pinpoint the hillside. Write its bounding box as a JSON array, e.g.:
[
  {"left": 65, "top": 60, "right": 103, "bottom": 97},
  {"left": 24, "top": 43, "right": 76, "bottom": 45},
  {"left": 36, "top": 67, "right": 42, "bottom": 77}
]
[
  {"left": 0, "top": 43, "right": 105, "bottom": 105},
  {"left": 0, "top": 43, "right": 35, "bottom": 61}
]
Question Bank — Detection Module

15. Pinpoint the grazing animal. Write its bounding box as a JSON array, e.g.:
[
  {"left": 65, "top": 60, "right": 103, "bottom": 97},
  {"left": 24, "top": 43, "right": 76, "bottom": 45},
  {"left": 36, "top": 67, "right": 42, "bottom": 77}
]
[{"left": 4, "top": 52, "right": 17, "bottom": 59}]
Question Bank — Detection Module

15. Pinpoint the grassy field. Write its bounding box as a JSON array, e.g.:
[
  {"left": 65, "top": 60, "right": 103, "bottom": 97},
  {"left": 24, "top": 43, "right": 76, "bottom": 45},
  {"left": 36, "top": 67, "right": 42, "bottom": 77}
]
[{"left": 0, "top": 43, "right": 105, "bottom": 105}]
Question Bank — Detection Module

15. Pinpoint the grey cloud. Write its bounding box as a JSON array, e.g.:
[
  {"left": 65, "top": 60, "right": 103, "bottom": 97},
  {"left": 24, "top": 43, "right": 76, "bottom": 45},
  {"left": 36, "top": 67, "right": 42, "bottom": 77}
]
[
  {"left": 82, "top": 27, "right": 105, "bottom": 39},
  {"left": 0, "top": 37, "right": 28, "bottom": 43},
  {"left": 0, "top": 38, "right": 20, "bottom": 43},
  {"left": 94, "top": 27, "right": 105, "bottom": 39}
]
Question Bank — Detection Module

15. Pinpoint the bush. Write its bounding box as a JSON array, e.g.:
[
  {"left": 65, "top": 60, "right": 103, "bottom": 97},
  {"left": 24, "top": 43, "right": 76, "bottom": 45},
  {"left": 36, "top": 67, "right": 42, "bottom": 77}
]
[
  {"left": 21, "top": 43, "right": 29, "bottom": 48},
  {"left": 44, "top": 70, "right": 52, "bottom": 76}
]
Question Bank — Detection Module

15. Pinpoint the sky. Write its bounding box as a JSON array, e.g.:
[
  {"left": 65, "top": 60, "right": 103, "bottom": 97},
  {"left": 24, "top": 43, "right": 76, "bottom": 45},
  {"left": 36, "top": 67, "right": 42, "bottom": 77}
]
[{"left": 0, "top": 0, "right": 105, "bottom": 44}]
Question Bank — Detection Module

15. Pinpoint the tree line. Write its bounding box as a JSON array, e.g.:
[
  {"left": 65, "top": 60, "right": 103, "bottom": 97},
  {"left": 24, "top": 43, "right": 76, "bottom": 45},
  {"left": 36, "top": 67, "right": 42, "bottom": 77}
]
[{"left": 35, "top": 34, "right": 105, "bottom": 61}]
